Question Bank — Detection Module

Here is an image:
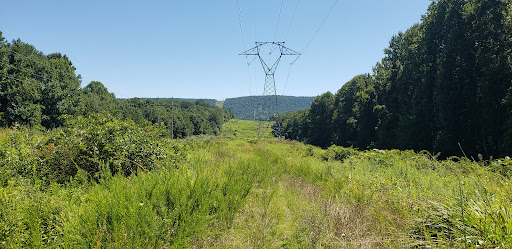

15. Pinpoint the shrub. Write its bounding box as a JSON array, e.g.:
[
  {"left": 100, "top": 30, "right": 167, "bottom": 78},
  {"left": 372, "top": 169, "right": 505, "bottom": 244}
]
[
  {"left": 488, "top": 157, "right": 512, "bottom": 178},
  {"left": 0, "top": 126, "right": 43, "bottom": 186},
  {"left": 42, "top": 113, "right": 175, "bottom": 182},
  {"left": 321, "top": 145, "right": 360, "bottom": 162}
]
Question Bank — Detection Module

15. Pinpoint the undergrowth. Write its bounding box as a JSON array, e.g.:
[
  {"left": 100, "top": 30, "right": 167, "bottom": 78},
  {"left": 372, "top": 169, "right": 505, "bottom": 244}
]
[{"left": 0, "top": 119, "right": 510, "bottom": 248}]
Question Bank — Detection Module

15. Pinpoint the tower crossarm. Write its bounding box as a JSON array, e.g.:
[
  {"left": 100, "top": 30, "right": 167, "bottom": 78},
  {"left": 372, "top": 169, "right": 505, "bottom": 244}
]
[
  {"left": 240, "top": 46, "right": 260, "bottom": 56},
  {"left": 279, "top": 46, "right": 300, "bottom": 56}
]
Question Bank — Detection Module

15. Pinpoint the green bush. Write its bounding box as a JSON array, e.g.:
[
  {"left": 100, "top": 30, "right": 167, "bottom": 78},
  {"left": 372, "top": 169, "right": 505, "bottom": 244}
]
[
  {"left": 0, "top": 126, "right": 43, "bottom": 186},
  {"left": 488, "top": 157, "right": 512, "bottom": 178},
  {"left": 321, "top": 145, "right": 360, "bottom": 162},
  {"left": 42, "top": 113, "right": 177, "bottom": 182}
]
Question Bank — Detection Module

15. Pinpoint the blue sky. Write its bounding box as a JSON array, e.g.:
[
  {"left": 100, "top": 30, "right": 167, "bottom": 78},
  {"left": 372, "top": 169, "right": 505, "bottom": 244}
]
[{"left": 0, "top": 0, "right": 432, "bottom": 100}]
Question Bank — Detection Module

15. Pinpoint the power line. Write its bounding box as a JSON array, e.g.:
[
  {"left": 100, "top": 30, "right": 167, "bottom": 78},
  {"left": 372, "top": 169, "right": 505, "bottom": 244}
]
[
  {"left": 109, "top": 90, "right": 131, "bottom": 98},
  {"left": 0, "top": 72, "right": 42, "bottom": 88},
  {"left": 247, "top": 63, "right": 253, "bottom": 96},
  {"left": 0, "top": 57, "right": 75, "bottom": 84},
  {"left": 0, "top": 53, "right": 75, "bottom": 88},
  {"left": 3, "top": 51, "right": 131, "bottom": 98},
  {"left": 254, "top": 0, "right": 257, "bottom": 42},
  {"left": 301, "top": 0, "right": 340, "bottom": 55},
  {"left": 285, "top": 0, "right": 300, "bottom": 42},
  {"left": 235, "top": 0, "right": 340, "bottom": 119},
  {"left": 274, "top": 0, "right": 285, "bottom": 41},
  {"left": 0, "top": 61, "right": 53, "bottom": 83},
  {"left": 4, "top": 47, "right": 157, "bottom": 101},
  {"left": 0, "top": 54, "right": 84, "bottom": 97},
  {"left": 1, "top": 54, "right": 134, "bottom": 99},
  {"left": 281, "top": 57, "right": 294, "bottom": 95},
  {"left": 236, "top": 0, "right": 255, "bottom": 96},
  {"left": 4, "top": 50, "right": 76, "bottom": 79},
  {"left": 236, "top": 0, "right": 247, "bottom": 50}
]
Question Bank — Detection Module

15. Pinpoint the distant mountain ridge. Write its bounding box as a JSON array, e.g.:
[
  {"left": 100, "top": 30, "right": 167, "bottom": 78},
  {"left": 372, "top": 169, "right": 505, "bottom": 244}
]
[
  {"left": 222, "top": 96, "right": 316, "bottom": 120},
  {"left": 123, "top": 96, "right": 315, "bottom": 121},
  {"left": 121, "top": 98, "right": 218, "bottom": 106}
]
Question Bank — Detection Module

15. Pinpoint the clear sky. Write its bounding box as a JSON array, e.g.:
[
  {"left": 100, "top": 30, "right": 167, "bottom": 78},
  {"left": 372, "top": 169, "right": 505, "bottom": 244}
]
[{"left": 0, "top": 0, "right": 432, "bottom": 100}]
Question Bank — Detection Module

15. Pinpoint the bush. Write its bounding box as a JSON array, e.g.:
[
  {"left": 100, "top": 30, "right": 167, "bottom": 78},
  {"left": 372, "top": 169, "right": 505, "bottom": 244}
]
[
  {"left": 0, "top": 126, "right": 43, "bottom": 186},
  {"left": 321, "top": 145, "right": 360, "bottom": 162},
  {"left": 488, "top": 157, "right": 512, "bottom": 178},
  {"left": 42, "top": 113, "right": 176, "bottom": 182}
]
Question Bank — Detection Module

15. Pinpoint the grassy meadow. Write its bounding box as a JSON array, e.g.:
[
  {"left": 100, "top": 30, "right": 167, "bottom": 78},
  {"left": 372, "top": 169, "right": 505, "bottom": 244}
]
[{"left": 0, "top": 119, "right": 511, "bottom": 248}]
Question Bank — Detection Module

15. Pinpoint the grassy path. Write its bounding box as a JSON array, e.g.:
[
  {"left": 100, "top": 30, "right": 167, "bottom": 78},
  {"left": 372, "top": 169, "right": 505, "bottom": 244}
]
[{"left": 192, "top": 142, "right": 341, "bottom": 248}]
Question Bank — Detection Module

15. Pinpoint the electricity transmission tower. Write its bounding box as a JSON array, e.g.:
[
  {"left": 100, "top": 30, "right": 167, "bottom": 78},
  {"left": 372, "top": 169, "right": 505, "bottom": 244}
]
[{"left": 240, "top": 42, "right": 300, "bottom": 139}]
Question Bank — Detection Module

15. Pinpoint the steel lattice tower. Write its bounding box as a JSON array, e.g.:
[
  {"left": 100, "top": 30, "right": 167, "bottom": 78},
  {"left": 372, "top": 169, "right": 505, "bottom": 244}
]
[{"left": 241, "top": 42, "right": 300, "bottom": 139}]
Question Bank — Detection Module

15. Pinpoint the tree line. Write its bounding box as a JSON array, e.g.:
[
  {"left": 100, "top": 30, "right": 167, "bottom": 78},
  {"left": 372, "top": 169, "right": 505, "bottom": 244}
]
[
  {"left": 223, "top": 95, "right": 315, "bottom": 120},
  {"left": 282, "top": 0, "right": 512, "bottom": 158},
  {"left": 0, "top": 32, "right": 233, "bottom": 136}
]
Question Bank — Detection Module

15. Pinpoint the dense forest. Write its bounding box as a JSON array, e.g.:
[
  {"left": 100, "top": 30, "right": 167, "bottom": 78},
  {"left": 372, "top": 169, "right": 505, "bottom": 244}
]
[
  {"left": 0, "top": 33, "right": 232, "bottom": 137},
  {"left": 175, "top": 98, "right": 217, "bottom": 106},
  {"left": 282, "top": 0, "right": 512, "bottom": 158},
  {"left": 223, "top": 95, "right": 315, "bottom": 120},
  {"left": 117, "top": 98, "right": 232, "bottom": 137}
]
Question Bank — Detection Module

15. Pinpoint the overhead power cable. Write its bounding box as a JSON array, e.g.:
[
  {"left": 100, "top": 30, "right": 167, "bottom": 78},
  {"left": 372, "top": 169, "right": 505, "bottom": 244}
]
[
  {"left": 281, "top": 56, "right": 294, "bottom": 95},
  {"left": 285, "top": 0, "right": 300, "bottom": 42},
  {"left": 0, "top": 61, "right": 53, "bottom": 83},
  {"left": 2, "top": 53, "right": 132, "bottom": 98},
  {"left": 246, "top": 64, "right": 253, "bottom": 96},
  {"left": 254, "top": 0, "right": 257, "bottom": 42},
  {"left": 274, "top": 0, "right": 285, "bottom": 41},
  {"left": 236, "top": 0, "right": 247, "bottom": 50},
  {"left": 301, "top": 0, "right": 340, "bottom": 56},
  {"left": 236, "top": 0, "right": 255, "bottom": 96},
  {"left": 0, "top": 55, "right": 77, "bottom": 90},
  {"left": 4, "top": 51, "right": 75, "bottom": 79},
  {"left": 0, "top": 72, "right": 43, "bottom": 88},
  {"left": 6, "top": 49, "right": 133, "bottom": 97}
]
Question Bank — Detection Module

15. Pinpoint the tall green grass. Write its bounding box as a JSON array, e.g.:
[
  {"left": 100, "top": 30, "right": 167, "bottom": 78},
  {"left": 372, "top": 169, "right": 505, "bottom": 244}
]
[{"left": 0, "top": 119, "right": 511, "bottom": 247}]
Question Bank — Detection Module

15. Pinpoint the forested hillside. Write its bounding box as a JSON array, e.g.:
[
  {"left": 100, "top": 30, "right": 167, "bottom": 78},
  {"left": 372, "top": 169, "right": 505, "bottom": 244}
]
[
  {"left": 117, "top": 98, "right": 232, "bottom": 137},
  {"left": 282, "top": 0, "right": 512, "bottom": 158},
  {"left": 223, "top": 95, "right": 315, "bottom": 120},
  {"left": 0, "top": 32, "right": 232, "bottom": 137},
  {"left": 175, "top": 98, "right": 217, "bottom": 106}
]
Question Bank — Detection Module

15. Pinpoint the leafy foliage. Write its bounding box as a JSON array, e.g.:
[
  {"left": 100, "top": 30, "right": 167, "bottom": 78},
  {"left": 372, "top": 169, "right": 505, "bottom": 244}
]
[
  {"left": 0, "top": 119, "right": 511, "bottom": 247},
  {"left": 117, "top": 98, "right": 234, "bottom": 138},
  {"left": 0, "top": 36, "right": 81, "bottom": 128},
  {"left": 43, "top": 113, "right": 178, "bottom": 182},
  {"left": 0, "top": 32, "right": 232, "bottom": 139},
  {"left": 282, "top": 0, "right": 512, "bottom": 158}
]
